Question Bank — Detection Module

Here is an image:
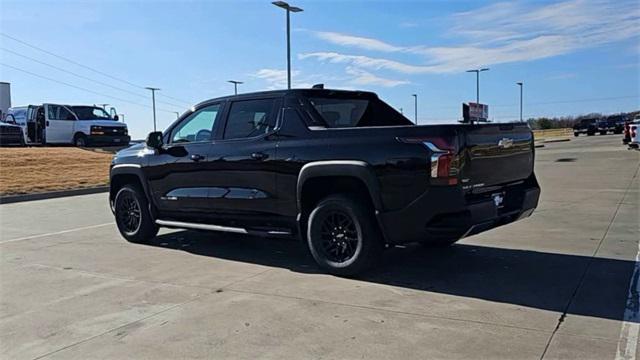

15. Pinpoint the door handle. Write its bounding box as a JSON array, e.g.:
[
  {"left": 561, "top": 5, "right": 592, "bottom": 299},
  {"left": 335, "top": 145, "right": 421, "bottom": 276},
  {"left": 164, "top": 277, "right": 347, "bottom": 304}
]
[
  {"left": 251, "top": 152, "right": 268, "bottom": 160},
  {"left": 190, "top": 154, "right": 205, "bottom": 162}
]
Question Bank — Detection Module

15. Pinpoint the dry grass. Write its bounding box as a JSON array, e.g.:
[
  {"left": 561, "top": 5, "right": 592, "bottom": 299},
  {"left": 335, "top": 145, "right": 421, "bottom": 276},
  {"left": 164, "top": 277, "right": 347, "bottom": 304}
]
[
  {"left": 532, "top": 128, "right": 573, "bottom": 141},
  {"left": 0, "top": 147, "right": 113, "bottom": 196}
]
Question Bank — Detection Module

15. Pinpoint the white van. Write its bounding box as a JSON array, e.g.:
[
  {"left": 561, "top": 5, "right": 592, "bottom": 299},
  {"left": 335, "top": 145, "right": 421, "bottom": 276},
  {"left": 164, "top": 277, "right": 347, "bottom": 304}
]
[{"left": 6, "top": 104, "right": 129, "bottom": 146}]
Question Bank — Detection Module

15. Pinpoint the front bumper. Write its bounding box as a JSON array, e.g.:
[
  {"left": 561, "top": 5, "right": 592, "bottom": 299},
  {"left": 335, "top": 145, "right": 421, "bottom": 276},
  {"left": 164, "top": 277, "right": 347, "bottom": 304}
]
[
  {"left": 87, "top": 135, "right": 130, "bottom": 146},
  {"left": 377, "top": 175, "right": 541, "bottom": 245}
]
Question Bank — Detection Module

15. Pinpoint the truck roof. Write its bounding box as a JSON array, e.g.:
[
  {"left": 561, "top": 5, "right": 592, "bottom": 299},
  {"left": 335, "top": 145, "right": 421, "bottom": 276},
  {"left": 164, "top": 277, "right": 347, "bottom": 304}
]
[{"left": 194, "top": 88, "right": 378, "bottom": 108}]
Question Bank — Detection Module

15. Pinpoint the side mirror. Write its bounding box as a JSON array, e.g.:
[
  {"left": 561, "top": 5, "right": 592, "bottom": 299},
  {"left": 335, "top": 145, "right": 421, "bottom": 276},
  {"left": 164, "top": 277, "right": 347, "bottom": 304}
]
[
  {"left": 113, "top": 114, "right": 119, "bottom": 121},
  {"left": 146, "top": 131, "right": 163, "bottom": 149}
]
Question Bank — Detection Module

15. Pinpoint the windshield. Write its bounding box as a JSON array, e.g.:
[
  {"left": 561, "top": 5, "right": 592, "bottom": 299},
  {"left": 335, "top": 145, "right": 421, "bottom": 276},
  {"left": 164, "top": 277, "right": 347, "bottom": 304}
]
[{"left": 70, "top": 106, "right": 112, "bottom": 120}]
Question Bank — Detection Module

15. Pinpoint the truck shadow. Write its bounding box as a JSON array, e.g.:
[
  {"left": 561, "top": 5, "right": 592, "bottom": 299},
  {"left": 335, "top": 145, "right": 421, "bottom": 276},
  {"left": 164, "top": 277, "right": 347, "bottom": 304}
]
[{"left": 151, "top": 230, "right": 635, "bottom": 322}]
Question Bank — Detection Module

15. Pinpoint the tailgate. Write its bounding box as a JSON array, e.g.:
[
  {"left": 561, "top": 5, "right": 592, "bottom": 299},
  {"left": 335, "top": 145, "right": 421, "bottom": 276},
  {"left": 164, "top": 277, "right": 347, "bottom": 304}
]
[{"left": 459, "top": 123, "right": 534, "bottom": 190}]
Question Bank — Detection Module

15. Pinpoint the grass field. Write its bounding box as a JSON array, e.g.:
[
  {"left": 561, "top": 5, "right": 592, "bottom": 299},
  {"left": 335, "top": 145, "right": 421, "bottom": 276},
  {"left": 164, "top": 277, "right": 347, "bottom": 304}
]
[
  {"left": 532, "top": 128, "right": 573, "bottom": 141},
  {"left": 0, "top": 147, "right": 112, "bottom": 196}
]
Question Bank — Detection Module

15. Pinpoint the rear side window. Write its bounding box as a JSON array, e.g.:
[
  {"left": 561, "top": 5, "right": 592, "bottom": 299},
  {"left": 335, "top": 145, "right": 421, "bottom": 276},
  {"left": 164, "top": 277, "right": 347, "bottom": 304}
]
[
  {"left": 224, "top": 99, "right": 277, "bottom": 139},
  {"left": 308, "top": 96, "right": 411, "bottom": 128}
]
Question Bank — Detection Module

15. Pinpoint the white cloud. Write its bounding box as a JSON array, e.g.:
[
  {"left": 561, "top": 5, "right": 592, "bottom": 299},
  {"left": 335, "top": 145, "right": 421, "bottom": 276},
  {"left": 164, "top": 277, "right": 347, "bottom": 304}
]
[
  {"left": 302, "top": 0, "right": 640, "bottom": 74},
  {"left": 299, "top": 52, "right": 438, "bottom": 74},
  {"left": 345, "top": 67, "right": 409, "bottom": 87},
  {"left": 313, "top": 31, "right": 403, "bottom": 52}
]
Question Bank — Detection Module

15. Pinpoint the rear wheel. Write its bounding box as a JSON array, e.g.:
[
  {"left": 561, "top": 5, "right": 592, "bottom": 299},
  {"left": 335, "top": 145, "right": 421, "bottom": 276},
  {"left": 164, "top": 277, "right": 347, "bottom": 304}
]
[
  {"left": 600, "top": 131, "right": 607, "bottom": 135},
  {"left": 114, "top": 184, "right": 158, "bottom": 243},
  {"left": 307, "top": 194, "right": 382, "bottom": 276},
  {"left": 574, "top": 132, "right": 579, "bottom": 137}
]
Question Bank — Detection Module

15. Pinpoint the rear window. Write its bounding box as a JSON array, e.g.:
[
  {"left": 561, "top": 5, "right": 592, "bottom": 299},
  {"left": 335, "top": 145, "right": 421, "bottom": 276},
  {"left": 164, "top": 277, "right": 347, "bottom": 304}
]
[{"left": 307, "top": 96, "right": 412, "bottom": 128}]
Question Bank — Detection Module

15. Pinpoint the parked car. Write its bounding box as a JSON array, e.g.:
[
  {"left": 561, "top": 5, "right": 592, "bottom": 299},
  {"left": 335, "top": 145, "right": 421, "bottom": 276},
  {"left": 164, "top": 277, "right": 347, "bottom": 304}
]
[
  {"left": 0, "top": 117, "right": 25, "bottom": 146},
  {"left": 573, "top": 118, "right": 598, "bottom": 136},
  {"left": 109, "top": 88, "right": 541, "bottom": 275},
  {"left": 624, "top": 115, "right": 640, "bottom": 145},
  {"left": 6, "top": 104, "right": 129, "bottom": 146},
  {"left": 606, "top": 115, "right": 627, "bottom": 135},
  {"left": 629, "top": 119, "right": 640, "bottom": 149}
]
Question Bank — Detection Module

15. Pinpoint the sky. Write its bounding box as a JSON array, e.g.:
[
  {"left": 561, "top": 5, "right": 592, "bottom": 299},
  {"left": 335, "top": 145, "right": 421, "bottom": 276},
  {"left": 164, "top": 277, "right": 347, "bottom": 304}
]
[{"left": 0, "top": 0, "right": 638, "bottom": 139}]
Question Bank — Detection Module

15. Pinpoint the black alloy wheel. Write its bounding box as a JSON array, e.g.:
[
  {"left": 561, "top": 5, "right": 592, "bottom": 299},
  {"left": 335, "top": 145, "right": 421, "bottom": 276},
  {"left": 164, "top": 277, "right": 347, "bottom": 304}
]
[{"left": 307, "top": 194, "right": 382, "bottom": 276}]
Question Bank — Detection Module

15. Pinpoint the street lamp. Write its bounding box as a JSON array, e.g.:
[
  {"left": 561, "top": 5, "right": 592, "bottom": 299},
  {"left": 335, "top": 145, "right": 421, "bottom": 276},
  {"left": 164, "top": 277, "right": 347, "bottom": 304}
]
[
  {"left": 272, "top": 1, "right": 303, "bottom": 89},
  {"left": 97, "top": 103, "right": 109, "bottom": 110},
  {"left": 145, "top": 87, "right": 160, "bottom": 132},
  {"left": 227, "top": 80, "right": 243, "bottom": 95},
  {"left": 412, "top": 94, "right": 418, "bottom": 125},
  {"left": 466, "top": 68, "right": 489, "bottom": 106},
  {"left": 516, "top": 82, "right": 523, "bottom": 123}
]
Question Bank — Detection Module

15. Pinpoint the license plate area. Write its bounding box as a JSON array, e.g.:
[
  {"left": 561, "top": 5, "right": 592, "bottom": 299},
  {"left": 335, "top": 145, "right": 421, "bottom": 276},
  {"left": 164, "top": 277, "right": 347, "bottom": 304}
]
[{"left": 492, "top": 192, "right": 506, "bottom": 209}]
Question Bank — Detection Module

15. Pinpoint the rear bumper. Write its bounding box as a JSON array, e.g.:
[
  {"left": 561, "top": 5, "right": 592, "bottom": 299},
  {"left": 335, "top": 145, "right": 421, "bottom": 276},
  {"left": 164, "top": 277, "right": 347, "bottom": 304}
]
[
  {"left": 377, "top": 175, "right": 540, "bottom": 245},
  {"left": 87, "top": 135, "right": 130, "bottom": 146}
]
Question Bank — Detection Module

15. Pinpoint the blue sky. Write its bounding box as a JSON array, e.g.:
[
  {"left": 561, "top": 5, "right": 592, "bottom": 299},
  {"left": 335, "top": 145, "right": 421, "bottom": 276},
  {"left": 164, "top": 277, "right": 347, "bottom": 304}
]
[{"left": 1, "top": 0, "right": 638, "bottom": 139}]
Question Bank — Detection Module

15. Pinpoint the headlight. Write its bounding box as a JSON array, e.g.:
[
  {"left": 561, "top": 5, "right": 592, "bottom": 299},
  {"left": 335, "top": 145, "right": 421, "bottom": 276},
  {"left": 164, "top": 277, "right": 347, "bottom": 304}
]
[{"left": 90, "top": 126, "right": 104, "bottom": 135}]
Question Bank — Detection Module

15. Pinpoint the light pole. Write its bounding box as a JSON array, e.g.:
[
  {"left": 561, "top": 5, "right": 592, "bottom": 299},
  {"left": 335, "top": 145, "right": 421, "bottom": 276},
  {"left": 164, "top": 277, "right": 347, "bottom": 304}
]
[
  {"left": 466, "top": 68, "right": 489, "bottom": 122},
  {"left": 174, "top": 111, "right": 180, "bottom": 120},
  {"left": 145, "top": 87, "right": 160, "bottom": 132},
  {"left": 97, "top": 103, "right": 109, "bottom": 110},
  {"left": 516, "top": 82, "right": 523, "bottom": 122},
  {"left": 412, "top": 94, "right": 418, "bottom": 125},
  {"left": 466, "top": 68, "right": 489, "bottom": 105},
  {"left": 118, "top": 114, "right": 125, "bottom": 123},
  {"left": 227, "top": 80, "right": 243, "bottom": 95},
  {"left": 272, "top": 1, "right": 303, "bottom": 89},
  {"left": 399, "top": 107, "right": 403, "bottom": 115}
]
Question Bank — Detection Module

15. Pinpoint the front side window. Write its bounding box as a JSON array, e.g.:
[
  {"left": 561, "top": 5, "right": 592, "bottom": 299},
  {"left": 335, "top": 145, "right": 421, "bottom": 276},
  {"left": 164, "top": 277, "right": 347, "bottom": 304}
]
[
  {"left": 224, "top": 99, "right": 276, "bottom": 139},
  {"left": 171, "top": 104, "right": 220, "bottom": 143}
]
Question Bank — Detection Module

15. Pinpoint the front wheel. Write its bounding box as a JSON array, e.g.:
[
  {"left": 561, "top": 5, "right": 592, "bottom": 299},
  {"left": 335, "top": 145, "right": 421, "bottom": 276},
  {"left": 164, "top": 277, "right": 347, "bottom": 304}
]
[
  {"left": 574, "top": 132, "right": 579, "bottom": 137},
  {"left": 114, "top": 184, "right": 158, "bottom": 243},
  {"left": 74, "top": 134, "right": 87, "bottom": 147},
  {"left": 307, "top": 194, "right": 383, "bottom": 276}
]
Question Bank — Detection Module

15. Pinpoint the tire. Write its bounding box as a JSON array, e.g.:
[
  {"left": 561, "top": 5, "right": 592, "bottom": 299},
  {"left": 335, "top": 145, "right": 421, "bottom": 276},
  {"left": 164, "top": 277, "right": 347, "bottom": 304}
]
[
  {"left": 600, "top": 131, "right": 607, "bottom": 135},
  {"left": 587, "top": 131, "right": 595, "bottom": 136},
  {"left": 74, "top": 133, "right": 87, "bottom": 147},
  {"left": 307, "top": 194, "right": 383, "bottom": 276},
  {"left": 114, "top": 184, "right": 158, "bottom": 243},
  {"left": 574, "top": 132, "right": 579, "bottom": 137}
]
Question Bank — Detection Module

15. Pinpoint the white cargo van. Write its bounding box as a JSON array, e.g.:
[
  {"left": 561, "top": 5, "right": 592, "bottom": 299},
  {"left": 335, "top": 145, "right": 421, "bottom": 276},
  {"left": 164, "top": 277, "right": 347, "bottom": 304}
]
[{"left": 6, "top": 104, "right": 129, "bottom": 146}]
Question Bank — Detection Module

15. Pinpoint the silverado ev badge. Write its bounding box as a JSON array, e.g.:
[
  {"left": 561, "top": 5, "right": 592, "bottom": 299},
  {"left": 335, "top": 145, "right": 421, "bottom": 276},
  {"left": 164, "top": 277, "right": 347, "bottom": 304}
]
[{"left": 498, "top": 138, "right": 514, "bottom": 149}]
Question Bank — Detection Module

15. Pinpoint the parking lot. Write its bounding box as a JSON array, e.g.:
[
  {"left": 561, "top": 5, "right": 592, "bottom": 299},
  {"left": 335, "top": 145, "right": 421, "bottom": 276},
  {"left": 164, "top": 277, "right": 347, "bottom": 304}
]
[{"left": 0, "top": 135, "right": 638, "bottom": 359}]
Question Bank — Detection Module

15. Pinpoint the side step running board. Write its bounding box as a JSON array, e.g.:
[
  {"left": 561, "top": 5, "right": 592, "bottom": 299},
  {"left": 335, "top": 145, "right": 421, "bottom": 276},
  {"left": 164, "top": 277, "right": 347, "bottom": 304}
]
[
  {"left": 155, "top": 219, "right": 292, "bottom": 237},
  {"left": 156, "top": 220, "right": 248, "bottom": 234}
]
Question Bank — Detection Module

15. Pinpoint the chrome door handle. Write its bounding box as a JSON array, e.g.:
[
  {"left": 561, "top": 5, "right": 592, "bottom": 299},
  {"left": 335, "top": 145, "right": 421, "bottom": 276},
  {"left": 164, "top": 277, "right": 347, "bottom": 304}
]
[
  {"left": 190, "top": 154, "right": 205, "bottom": 162},
  {"left": 251, "top": 152, "right": 268, "bottom": 160}
]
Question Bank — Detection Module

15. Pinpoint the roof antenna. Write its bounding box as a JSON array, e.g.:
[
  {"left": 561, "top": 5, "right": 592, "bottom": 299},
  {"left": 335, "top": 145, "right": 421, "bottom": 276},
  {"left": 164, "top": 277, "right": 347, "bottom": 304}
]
[{"left": 312, "top": 83, "right": 324, "bottom": 89}]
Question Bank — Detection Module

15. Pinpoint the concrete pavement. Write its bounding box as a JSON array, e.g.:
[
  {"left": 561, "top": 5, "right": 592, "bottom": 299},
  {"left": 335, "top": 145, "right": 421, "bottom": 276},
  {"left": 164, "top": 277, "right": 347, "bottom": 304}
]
[{"left": 1, "top": 135, "right": 638, "bottom": 359}]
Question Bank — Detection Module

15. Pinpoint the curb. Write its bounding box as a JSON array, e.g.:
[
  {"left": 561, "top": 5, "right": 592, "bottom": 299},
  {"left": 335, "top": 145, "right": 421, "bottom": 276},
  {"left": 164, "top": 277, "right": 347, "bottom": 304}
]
[{"left": 0, "top": 186, "right": 109, "bottom": 205}]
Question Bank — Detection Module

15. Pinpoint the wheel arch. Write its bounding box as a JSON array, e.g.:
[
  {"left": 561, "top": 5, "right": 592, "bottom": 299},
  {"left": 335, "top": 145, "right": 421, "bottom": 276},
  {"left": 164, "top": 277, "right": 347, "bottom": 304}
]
[
  {"left": 296, "top": 160, "right": 388, "bottom": 243},
  {"left": 109, "top": 166, "right": 156, "bottom": 219}
]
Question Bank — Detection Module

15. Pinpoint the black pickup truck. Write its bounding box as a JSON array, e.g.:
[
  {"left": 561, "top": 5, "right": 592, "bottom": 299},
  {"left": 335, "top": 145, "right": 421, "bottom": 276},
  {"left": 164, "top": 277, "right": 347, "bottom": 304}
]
[{"left": 109, "top": 89, "right": 540, "bottom": 275}]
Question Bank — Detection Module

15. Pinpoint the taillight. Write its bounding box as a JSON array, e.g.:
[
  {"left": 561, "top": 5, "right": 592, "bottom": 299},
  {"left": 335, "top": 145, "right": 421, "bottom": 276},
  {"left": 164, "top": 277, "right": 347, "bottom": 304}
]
[{"left": 398, "top": 137, "right": 458, "bottom": 186}]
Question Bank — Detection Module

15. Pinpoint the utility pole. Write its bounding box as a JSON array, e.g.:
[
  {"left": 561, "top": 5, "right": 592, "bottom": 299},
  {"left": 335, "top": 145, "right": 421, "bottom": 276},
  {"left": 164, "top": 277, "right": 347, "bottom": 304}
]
[
  {"left": 227, "top": 80, "right": 243, "bottom": 95},
  {"left": 516, "top": 82, "right": 524, "bottom": 122},
  {"left": 272, "top": 1, "right": 303, "bottom": 89},
  {"left": 145, "top": 87, "right": 160, "bottom": 132},
  {"left": 412, "top": 94, "right": 418, "bottom": 125}
]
